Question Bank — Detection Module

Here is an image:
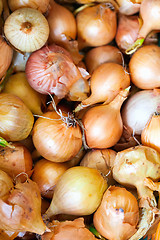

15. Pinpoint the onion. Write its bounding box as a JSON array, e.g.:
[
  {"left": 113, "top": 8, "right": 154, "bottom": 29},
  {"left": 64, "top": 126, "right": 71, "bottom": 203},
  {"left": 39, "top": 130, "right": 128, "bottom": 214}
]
[
  {"left": 0, "top": 178, "right": 48, "bottom": 234},
  {"left": 76, "top": 3, "right": 117, "bottom": 49},
  {"left": 122, "top": 89, "right": 160, "bottom": 135},
  {"left": 8, "top": 0, "right": 50, "bottom": 13},
  {"left": 129, "top": 45, "right": 160, "bottom": 89},
  {"left": 32, "top": 110, "right": 82, "bottom": 162},
  {"left": 141, "top": 113, "right": 160, "bottom": 153},
  {"left": 0, "top": 169, "right": 13, "bottom": 198},
  {"left": 45, "top": 166, "right": 107, "bottom": 217},
  {"left": 0, "top": 93, "right": 34, "bottom": 141},
  {"left": 0, "top": 143, "right": 33, "bottom": 179},
  {"left": 75, "top": 63, "right": 130, "bottom": 112},
  {"left": 116, "top": 0, "right": 141, "bottom": 15},
  {"left": 82, "top": 88, "right": 129, "bottom": 149},
  {"left": 112, "top": 145, "right": 160, "bottom": 239},
  {"left": 93, "top": 186, "right": 139, "bottom": 240},
  {"left": 85, "top": 45, "right": 123, "bottom": 74},
  {"left": 25, "top": 44, "right": 83, "bottom": 99},
  {"left": 47, "top": 0, "right": 82, "bottom": 64},
  {"left": 0, "top": 36, "right": 13, "bottom": 80},
  {"left": 126, "top": 0, "right": 160, "bottom": 54},
  {"left": 4, "top": 8, "right": 49, "bottom": 52},
  {"left": 12, "top": 51, "right": 30, "bottom": 72},
  {"left": 32, "top": 159, "right": 69, "bottom": 199},
  {"left": 3, "top": 72, "right": 44, "bottom": 115},
  {"left": 42, "top": 218, "right": 96, "bottom": 240}
]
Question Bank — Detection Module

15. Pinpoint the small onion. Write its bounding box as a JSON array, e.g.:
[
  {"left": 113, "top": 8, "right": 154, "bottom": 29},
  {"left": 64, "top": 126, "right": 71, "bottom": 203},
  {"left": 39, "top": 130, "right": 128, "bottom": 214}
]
[
  {"left": 0, "top": 36, "right": 13, "bottom": 80},
  {"left": 0, "top": 143, "right": 33, "bottom": 179},
  {"left": 122, "top": 89, "right": 160, "bottom": 135},
  {"left": 129, "top": 45, "right": 160, "bottom": 89},
  {"left": 0, "top": 93, "right": 34, "bottom": 141},
  {"left": 85, "top": 45, "right": 123, "bottom": 74},
  {"left": 4, "top": 8, "right": 49, "bottom": 52},
  {"left": 8, "top": 0, "right": 50, "bottom": 13},
  {"left": 45, "top": 166, "right": 107, "bottom": 217},
  {"left": 32, "top": 111, "right": 82, "bottom": 162},
  {"left": 32, "top": 159, "right": 69, "bottom": 199},
  {"left": 76, "top": 3, "right": 117, "bottom": 49},
  {"left": 93, "top": 186, "right": 139, "bottom": 240}
]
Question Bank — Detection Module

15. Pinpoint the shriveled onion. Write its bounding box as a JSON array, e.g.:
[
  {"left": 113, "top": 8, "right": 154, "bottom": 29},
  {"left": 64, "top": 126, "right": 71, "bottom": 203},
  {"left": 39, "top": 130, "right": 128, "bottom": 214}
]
[
  {"left": 3, "top": 72, "right": 44, "bottom": 115},
  {"left": 141, "top": 113, "right": 160, "bottom": 153},
  {"left": 0, "top": 93, "right": 34, "bottom": 141},
  {"left": 8, "top": 0, "right": 50, "bottom": 13},
  {"left": 85, "top": 45, "right": 123, "bottom": 74},
  {"left": 76, "top": 3, "right": 117, "bottom": 49},
  {"left": 42, "top": 218, "right": 96, "bottom": 240},
  {"left": 122, "top": 89, "right": 160, "bottom": 135},
  {"left": 0, "top": 169, "right": 13, "bottom": 198},
  {"left": 32, "top": 110, "right": 82, "bottom": 162},
  {"left": 82, "top": 88, "right": 129, "bottom": 149},
  {"left": 129, "top": 45, "right": 160, "bottom": 89},
  {"left": 0, "top": 178, "right": 48, "bottom": 234},
  {"left": 32, "top": 159, "right": 68, "bottom": 199},
  {"left": 25, "top": 44, "right": 83, "bottom": 98},
  {"left": 0, "top": 143, "right": 33, "bottom": 179},
  {"left": 45, "top": 166, "right": 107, "bottom": 217},
  {"left": 93, "top": 186, "right": 139, "bottom": 240},
  {"left": 75, "top": 62, "right": 130, "bottom": 112},
  {"left": 4, "top": 8, "right": 49, "bottom": 52},
  {"left": 0, "top": 36, "right": 13, "bottom": 80}
]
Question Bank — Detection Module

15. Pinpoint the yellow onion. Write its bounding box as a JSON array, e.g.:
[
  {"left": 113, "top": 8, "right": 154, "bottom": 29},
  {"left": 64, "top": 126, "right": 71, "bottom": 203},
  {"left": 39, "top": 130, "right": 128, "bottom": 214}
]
[
  {"left": 82, "top": 88, "right": 129, "bottom": 149},
  {"left": 32, "top": 110, "right": 82, "bottom": 162},
  {"left": 0, "top": 93, "right": 34, "bottom": 141},
  {"left": 76, "top": 3, "right": 117, "bottom": 49},
  {"left": 32, "top": 159, "right": 69, "bottom": 199},
  {"left": 0, "top": 36, "right": 13, "bottom": 80},
  {"left": 80, "top": 149, "right": 117, "bottom": 185},
  {"left": 0, "top": 169, "right": 13, "bottom": 198},
  {"left": 8, "top": 0, "right": 50, "bottom": 13},
  {"left": 3, "top": 72, "right": 44, "bottom": 115},
  {"left": 85, "top": 45, "right": 123, "bottom": 74},
  {"left": 42, "top": 218, "right": 96, "bottom": 240},
  {"left": 0, "top": 178, "right": 48, "bottom": 234},
  {"left": 141, "top": 113, "right": 160, "bottom": 152},
  {"left": 93, "top": 186, "right": 139, "bottom": 240},
  {"left": 112, "top": 145, "right": 160, "bottom": 239},
  {"left": 45, "top": 166, "right": 107, "bottom": 217},
  {"left": 0, "top": 143, "right": 33, "bottom": 179},
  {"left": 129, "top": 45, "right": 160, "bottom": 89},
  {"left": 4, "top": 8, "right": 49, "bottom": 52},
  {"left": 75, "top": 63, "right": 130, "bottom": 112}
]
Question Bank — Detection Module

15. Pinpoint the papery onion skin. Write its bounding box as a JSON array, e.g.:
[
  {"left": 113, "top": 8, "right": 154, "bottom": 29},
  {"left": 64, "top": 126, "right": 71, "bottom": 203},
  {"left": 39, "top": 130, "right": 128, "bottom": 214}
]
[
  {"left": 3, "top": 72, "right": 44, "bottom": 115},
  {"left": 85, "top": 45, "right": 123, "bottom": 74},
  {"left": 8, "top": 0, "right": 50, "bottom": 13},
  {"left": 93, "top": 186, "right": 139, "bottom": 240},
  {"left": 0, "top": 169, "right": 13, "bottom": 198},
  {"left": 0, "top": 93, "right": 34, "bottom": 141},
  {"left": 141, "top": 113, "right": 160, "bottom": 153},
  {"left": 129, "top": 45, "right": 160, "bottom": 89},
  {"left": 4, "top": 8, "right": 49, "bottom": 52},
  {"left": 32, "top": 111, "right": 82, "bottom": 162},
  {"left": 77, "top": 3, "right": 117, "bottom": 49},
  {"left": 82, "top": 88, "right": 129, "bottom": 149},
  {"left": 42, "top": 218, "right": 96, "bottom": 240},
  {"left": 0, "top": 36, "right": 13, "bottom": 80},
  {"left": 122, "top": 89, "right": 160, "bottom": 135},
  {"left": 32, "top": 159, "right": 69, "bottom": 199},
  {"left": 45, "top": 166, "right": 107, "bottom": 217},
  {"left": 25, "top": 44, "right": 83, "bottom": 98},
  {"left": 12, "top": 52, "right": 30, "bottom": 72},
  {"left": 0, "top": 143, "right": 33, "bottom": 179}
]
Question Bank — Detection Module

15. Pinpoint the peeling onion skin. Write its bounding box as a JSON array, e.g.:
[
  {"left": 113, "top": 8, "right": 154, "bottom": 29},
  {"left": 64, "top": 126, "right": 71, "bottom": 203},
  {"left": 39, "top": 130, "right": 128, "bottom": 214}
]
[
  {"left": 32, "top": 111, "right": 82, "bottom": 162},
  {"left": 4, "top": 8, "right": 49, "bottom": 53},
  {"left": 25, "top": 44, "right": 83, "bottom": 98},
  {"left": 129, "top": 45, "right": 160, "bottom": 89}
]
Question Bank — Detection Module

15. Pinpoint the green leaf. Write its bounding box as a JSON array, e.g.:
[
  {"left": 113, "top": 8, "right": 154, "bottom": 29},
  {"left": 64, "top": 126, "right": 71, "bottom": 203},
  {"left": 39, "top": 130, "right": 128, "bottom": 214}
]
[
  {"left": 89, "top": 225, "right": 106, "bottom": 239},
  {"left": 0, "top": 137, "right": 15, "bottom": 148}
]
